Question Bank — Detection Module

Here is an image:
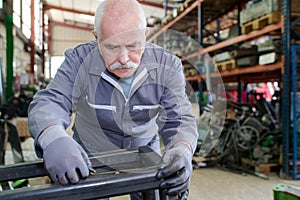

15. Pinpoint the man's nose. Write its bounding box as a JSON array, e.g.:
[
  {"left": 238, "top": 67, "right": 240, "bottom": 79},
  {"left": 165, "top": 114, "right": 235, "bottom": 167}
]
[{"left": 118, "top": 48, "right": 129, "bottom": 65}]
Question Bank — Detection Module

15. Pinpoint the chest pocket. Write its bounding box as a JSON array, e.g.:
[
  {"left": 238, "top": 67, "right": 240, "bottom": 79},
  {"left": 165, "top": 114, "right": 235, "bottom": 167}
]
[
  {"left": 130, "top": 104, "right": 161, "bottom": 125},
  {"left": 85, "top": 96, "right": 120, "bottom": 131}
]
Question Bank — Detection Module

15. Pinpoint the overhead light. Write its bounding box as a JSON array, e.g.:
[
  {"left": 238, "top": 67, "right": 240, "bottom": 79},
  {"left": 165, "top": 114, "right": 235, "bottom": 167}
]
[{"left": 79, "top": 14, "right": 95, "bottom": 21}]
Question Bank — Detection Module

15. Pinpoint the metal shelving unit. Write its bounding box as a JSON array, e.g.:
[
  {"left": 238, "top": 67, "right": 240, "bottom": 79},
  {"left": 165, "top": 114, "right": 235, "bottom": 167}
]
[
  {"left": 282, "top": 0, "right": 300, "bottom": 179},
  {"left": 291, "top": 45, "right": 300, "bottom": 179}
]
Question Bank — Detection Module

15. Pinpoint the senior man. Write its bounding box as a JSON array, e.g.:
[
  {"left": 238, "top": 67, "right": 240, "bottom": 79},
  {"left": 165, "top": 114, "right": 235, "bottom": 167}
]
[{"left": 28, "top": 0, "right": 198, "bottom": 199}]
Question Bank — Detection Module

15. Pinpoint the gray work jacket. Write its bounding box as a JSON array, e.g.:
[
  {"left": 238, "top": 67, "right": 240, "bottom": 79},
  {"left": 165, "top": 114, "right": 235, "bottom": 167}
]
[{"left": 28, "top": 40, "right": 198, "bottom": 155}]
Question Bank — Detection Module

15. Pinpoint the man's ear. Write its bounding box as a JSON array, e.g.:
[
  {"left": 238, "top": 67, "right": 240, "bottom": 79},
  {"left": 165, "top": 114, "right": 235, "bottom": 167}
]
[
  {"left": 145, "top": 27, "right": 149, "bottom": 36},
  {"left": 92, "top": 30, "right": 97, "bottom": 39}
]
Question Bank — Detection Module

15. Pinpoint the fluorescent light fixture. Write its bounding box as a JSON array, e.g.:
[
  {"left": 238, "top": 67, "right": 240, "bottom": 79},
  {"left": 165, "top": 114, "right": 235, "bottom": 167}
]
[{"left": 79, "top": 14, "right": 94, "bottom": 21}]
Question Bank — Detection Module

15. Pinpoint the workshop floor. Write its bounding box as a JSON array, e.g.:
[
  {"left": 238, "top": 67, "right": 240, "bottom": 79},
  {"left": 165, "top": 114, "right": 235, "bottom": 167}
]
[{"left": 4, "top": 138, "right": 300, "bottom": 200}]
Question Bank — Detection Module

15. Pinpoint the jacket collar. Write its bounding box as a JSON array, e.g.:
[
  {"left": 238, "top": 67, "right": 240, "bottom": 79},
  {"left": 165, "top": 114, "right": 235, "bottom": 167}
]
[{"left": 88, "top": 41, "right": 107, "bottom": 76}]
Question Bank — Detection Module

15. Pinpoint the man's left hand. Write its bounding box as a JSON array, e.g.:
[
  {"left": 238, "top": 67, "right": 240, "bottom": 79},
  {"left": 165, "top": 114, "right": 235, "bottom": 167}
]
[{"left": 156, "top": 143, "right": 193, "bottom": 197}]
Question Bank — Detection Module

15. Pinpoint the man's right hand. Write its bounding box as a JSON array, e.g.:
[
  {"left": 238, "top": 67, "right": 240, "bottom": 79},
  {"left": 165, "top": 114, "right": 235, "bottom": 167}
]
[{"left": 39, "top": 126, "right": 90, "bottom": 185}]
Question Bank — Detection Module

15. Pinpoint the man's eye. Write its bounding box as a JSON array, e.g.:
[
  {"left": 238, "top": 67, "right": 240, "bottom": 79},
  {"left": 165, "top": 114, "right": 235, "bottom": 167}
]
[
  {"left": 105, "top": 45, "right": 118, "bottom": 50},
  {"left": 127, "top": 44, "right": 139, "bottom": 50},
  {"left": 127, "top": 45, "right": 136, "bottom": 50}
]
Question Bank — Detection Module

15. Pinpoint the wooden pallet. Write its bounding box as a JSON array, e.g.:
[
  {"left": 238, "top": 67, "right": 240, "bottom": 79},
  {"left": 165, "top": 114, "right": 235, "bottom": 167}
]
[
  {"left": 215, "top": 59, "right": 236, "bottom": 72},
  {"left": 242, "top": 12, "right": 281, "bottom": 34},
  {"left": 241, "top": 158, "right": 280, "bottom": 175},
  {"left": 177, "top": 3, "right": 185, "bottom": 13},
  {"left": 11, "top": 117, "right": 31, "bottom": 138},
  {"left": 183, "top": 0, "right": 193, "bottom": 8}
]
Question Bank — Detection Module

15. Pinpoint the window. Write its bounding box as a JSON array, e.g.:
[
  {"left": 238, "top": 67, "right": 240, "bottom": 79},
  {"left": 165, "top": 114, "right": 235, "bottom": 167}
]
[
  {"left": 22, "top": 0, "right": 31, "bottom": 39},
  {"left": 34, "top": 0, "right": 43, "bottom": 49},
  {"left": 13, "top": 0, "right": 21, "bottom": 28},
  {"left": 49, "top": 56, "right": 64, "bottom": 79}
]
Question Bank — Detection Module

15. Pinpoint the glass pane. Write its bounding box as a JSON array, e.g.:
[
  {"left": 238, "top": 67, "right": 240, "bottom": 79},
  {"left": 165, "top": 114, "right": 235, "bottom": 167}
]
[
  {"left": 22, "top": 25, "right": 31, "bottom": 39},
  {"left": 13, "top": 13, "right": 21, "bottom": 28},
  {"left": 13, "top": 0, "right": 20, "bottom": 15},
  {"left": 22, "top": 2, "right": 31, "bottom": 38}
]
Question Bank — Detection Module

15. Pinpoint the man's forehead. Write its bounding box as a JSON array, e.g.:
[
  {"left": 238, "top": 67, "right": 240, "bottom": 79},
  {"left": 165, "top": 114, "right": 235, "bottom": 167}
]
[{"left": 101, "top": 30, "right": 145, "bottom": 44}]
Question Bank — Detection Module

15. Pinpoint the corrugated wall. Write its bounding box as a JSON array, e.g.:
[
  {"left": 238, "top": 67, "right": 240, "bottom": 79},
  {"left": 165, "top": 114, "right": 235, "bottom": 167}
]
[{"left": 51, "top": 25, "right": 94, "bottom": 56}]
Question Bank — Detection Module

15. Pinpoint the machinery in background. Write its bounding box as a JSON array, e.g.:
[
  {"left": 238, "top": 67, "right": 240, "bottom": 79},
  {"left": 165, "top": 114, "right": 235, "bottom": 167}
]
[
  {"left": 194, "top": 92, "right": 281, "bottom": 178},
  {"left": 0, "top": 103, "right": 29, "bottom": 191}
]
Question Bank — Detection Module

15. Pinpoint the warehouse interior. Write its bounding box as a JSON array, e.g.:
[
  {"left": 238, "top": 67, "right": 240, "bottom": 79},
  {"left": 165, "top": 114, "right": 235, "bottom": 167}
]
[{"left": 0, "top": 0, "right": 300, "bottom": 199}]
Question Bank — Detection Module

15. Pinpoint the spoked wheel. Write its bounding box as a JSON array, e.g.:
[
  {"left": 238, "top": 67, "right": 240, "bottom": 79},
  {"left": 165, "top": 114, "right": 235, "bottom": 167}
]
[
  {"left": 236, "top": 125, "right": 260, "bottom": 151},
  {"left": 204, "top": 123, "right": 236, "bottom": 166}
]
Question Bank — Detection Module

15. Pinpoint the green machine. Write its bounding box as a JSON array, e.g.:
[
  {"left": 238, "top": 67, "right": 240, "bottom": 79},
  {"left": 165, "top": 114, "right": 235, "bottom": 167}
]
[{"left": 273, "top": 184, "right": 300, "bottom": 200}]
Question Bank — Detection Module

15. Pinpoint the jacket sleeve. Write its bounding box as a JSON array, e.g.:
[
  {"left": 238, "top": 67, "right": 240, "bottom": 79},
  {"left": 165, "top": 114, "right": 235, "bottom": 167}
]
[
  {"left": 28, "top": 47, "right": 87, "bottom": 140},
  {"left": 157, "top": 55, "right": 198, "bottom": 153}
]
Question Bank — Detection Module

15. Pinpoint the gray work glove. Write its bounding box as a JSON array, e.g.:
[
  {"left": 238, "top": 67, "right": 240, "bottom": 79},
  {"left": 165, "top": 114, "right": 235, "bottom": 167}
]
[
  {"left": 38, "top": 126, "right": 90, "bottom": 185},
  {"left": 156, "top": 143, "right": 193, "bottom": 198}
]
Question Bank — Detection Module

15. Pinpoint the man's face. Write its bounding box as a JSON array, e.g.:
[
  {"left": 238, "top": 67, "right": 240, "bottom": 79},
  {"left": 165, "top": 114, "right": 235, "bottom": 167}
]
[{"left": 98, "top": 27, "right": 146, "bottom": 78}]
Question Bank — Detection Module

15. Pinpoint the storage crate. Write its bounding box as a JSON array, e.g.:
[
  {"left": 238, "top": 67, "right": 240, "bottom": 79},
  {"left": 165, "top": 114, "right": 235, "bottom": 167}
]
[
  {"left": 230, "top": 46, "right": 258, "bottom": 59},
  {"left": 237, "top": 55, "right": 258, "bottom": 67},
  {"left": 214, "top": 51, "right": 232, "bottom": 62},
  {"left": 240, "top": 0, "right": 300, "bottom": 25},
  {"left": 240, "top": 0, "right": 281, "bottom": 25},
  {"left": 259, "top": 52, "right": 279, "bottom": 65},
  {"left": 257, "top": 39, "right": 282, "bottom": 53}
]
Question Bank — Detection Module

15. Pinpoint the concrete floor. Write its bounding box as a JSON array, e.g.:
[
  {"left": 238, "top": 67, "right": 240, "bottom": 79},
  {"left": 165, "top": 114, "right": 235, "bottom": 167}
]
[
  {"left": 110, "top": 167, "right": 300, "bottom": 200},
  {"left": 4, "top": 138, "right": 300, "bottom": 200}
]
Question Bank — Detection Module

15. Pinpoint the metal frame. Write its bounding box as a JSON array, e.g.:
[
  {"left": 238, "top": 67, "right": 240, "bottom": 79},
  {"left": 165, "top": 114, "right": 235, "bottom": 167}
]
[
  {"left": 0, "top": 170, "right": 162, "bottom": 200},
  {"left": 0, "top": 146, "right": 167, "bottom": 200},
  {"left": 281, "top": 0, "right": 292, "bottom": 178},
  {"left": 291, "top": 45, "right": 300, "bottom": 179}
]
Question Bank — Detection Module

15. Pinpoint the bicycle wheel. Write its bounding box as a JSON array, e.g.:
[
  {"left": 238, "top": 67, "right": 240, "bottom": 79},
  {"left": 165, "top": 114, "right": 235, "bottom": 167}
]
[
  {"left": 205, "top": 122, "right": 237, "bottom": 166},
  {"left": 235, "top": 125, "right": 260, "bottom": 151}
]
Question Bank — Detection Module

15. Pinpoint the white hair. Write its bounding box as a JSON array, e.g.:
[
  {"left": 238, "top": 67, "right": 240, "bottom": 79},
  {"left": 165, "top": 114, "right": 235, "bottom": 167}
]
[{"left": 94, "top": 0, "right": 147, "bottom": 40}]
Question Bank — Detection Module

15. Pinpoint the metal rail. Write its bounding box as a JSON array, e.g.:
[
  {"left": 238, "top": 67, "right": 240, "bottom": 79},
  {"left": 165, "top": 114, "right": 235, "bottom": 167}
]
[
  {"left": 0, "top": 170, "right": 163, "bottom": 200},
  {"left": 0, "top": 146, "right": 167, "bottom": 200}
]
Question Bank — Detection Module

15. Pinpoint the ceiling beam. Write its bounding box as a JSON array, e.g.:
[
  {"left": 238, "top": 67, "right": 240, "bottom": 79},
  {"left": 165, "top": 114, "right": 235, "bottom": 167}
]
[
  {"left": 44, "top": 4, "right": 94, "bottom": 16},
  {"left": 50, "top": 21, "right": 94, "bottom": 31},
  {"left": 44, "top": 1, "right": 170, "bottom": 16},
  {"left": 138, "top": 1, "right": 172, "bottom": 10}
]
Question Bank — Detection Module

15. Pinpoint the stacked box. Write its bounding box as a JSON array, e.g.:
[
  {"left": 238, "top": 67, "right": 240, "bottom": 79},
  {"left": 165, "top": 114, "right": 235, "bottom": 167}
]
[
  {"left": 214, "top": 51, "right": 232, "bottom": 63},
  {"left": 240, "top": 0, "right": 281, "bottom": 25},
  {"left": 257, "top": 39, "right": 282, "bottom": 53},
  {"left": 259, "top": 52, "right": 279, "bottom": 65},
  {"left": 237, "top": 55, "right": 259, "bottom": 67},
  {"left": 240, "top": 0, "right": 300, "bottom": 26},
  {"left": 231, "top": 46, "right": 258, "bottom": 59},
  {"left": 231, "top": 46, "right": 259, "bottom": 67}
]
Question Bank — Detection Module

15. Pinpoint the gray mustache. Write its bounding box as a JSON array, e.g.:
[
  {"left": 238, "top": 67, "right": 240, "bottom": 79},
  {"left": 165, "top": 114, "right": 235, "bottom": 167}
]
[{"left": 109, "top": 61, "right": 138, "bottom": 70}]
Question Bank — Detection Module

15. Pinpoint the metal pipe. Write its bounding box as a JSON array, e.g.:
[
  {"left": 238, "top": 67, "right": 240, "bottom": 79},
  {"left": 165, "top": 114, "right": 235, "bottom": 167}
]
[
  {"left": 164, "top": 0, "right": 168, "bottom": 17},
  {"left": 281, "top": 0, "right": 291, "bottom": 178},
  {"left": 30, "top": 0, "right": 35, "bottom": 74},
  {"left": 198, "top": 3, "right": 202, "bottom": 46},
  {"left": 5, "top": 14, "right": 13, "bottom": 101}
]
